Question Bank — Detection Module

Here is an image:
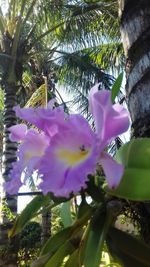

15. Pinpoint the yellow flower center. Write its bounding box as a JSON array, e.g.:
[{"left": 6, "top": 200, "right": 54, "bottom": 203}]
[{"left": 56, "top": 148, "right": 89, "bottom": 166}]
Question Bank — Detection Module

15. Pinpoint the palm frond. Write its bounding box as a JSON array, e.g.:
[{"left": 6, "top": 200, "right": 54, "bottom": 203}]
[
  {"left": 25, "top": 84, "right": 47, "bottom": 108},
  {"left": 50, "top": 44, "right": 124, "bottom": 118},
  {"left": 55, "top": 47, "right": 115, "bottom": 93},
  {"left": 52, "top": 0, "right": 119, "bottom": 49}
]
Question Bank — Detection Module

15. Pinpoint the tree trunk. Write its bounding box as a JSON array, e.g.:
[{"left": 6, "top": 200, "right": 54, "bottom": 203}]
[
  {"left": 118, "top": 0, "right": 150, "bottom": 137},
  {"left": 0, "top": 82, "right": 18, "bottom": 267},
  {"left": 41, "top": 209, "right": 51, "bottom": 246},
  {"left": 118, "top": 0, "right": 150, "bottom": 244}
]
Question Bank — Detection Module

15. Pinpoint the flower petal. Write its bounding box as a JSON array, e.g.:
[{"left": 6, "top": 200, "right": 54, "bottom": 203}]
[
  {"left": 5, "top": 162, "right": 24, "bottom": 194},
  {"left": 20, "top": 129, "right": 49, "bottom": 163},
  {"left": 9, "top": 124, "right": 27, "bottom": 141},
  {"left": 5, "top": 129, "right": 49, "bottom": 194},
  {"left": 14, "top": 105, "right": 65, "bottom": 137},
  {"left": 100, "top": 152, "right": 124, "bottom": 189},
  {"left": 89, "top": 85, "right": 130, "bottom": 147}
]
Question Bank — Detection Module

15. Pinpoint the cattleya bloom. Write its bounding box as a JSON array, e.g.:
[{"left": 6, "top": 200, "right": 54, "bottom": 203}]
[
  {"left": 5, "top": 85, "right": 130, "bottom": 197},
  {"left": 5, "top": 126, "right": 49, "bottom": 194}
]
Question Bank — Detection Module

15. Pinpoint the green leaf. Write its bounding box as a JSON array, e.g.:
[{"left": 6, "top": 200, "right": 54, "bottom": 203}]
[
  {"left": 64, "top": 250, "right": 79, "bottom": 267},
  {"left": 37, "top": 203, "right": 92, "bottom": 266},
  {"left": 32, "top": 240, "right": 75, "bottom": 267},
  {"left": 45, "top": 240, "right": 75, "bottom": 267},
  {"left": 111, "top": 72, "right": 123, "bottom": 102},
  {"left": 40, "top": 227, "right": 72, "bottom": 256},
  {"left": 117, "top": 138, "right": 150, "bottom": 169},
  {"left": 60, "top": 201, "right": 73, "bottom": 227},
  {"left": 108, "top": 138, "right": 150, "bottom": 201},
  {"left": 107, "top": 227, "right": 150, "bottom": 267},
  {"left": 41, "top": 205, "right": 92, "bottom": 257},
  {"left": 37, "top": 203, "right": 92, "bottom": 267},
  {"left": 83, "top": 206, "right": 112, "bottom": 267},
  {"left": 9, "top": 194, "right": 50, "bottom": 237},
  {"left": 108, "top": 168, "right": 150, "bottom": 201},
  {"left": 78, "top": 223, "right": 90, "bottom": 265},
  {"left": 77, "top": 200, "right": 92, "bottom": 219},
  {"left": 31, "top": 253, "right": 52, "bottom": 267}
]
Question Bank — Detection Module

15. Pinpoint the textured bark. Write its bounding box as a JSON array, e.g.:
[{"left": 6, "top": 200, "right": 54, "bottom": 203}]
[
  {"left": 119, "top": 0, "right": 150, "bottom": 137},
  {"left": 0, "top": 82, "right": 18, "bottom": 267},
  {"left": 118, "top": 0, "right": 150, "bottom": 245},
  {"left": 41, "top": 209, "right": 51, "bottom": 246}
]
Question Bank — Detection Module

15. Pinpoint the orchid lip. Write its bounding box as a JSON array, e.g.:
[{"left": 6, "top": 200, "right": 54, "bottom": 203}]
[{"left": 56, "top": 146, "right": 90, "bottom": 167}]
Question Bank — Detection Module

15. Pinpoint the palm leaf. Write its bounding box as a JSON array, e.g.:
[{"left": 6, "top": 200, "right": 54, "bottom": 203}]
[{"left": 25, "top": 84, "right": 47, "bottom": 108}]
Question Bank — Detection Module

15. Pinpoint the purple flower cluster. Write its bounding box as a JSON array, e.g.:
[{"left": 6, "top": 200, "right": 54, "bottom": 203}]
[{"left": 5, "top": 85, "right": 130, "bottom": 197}]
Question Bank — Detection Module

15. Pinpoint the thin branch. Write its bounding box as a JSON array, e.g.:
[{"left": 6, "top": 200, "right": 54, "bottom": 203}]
[{"left": 23, "top": 0, "right": 37, "bottom": 25}]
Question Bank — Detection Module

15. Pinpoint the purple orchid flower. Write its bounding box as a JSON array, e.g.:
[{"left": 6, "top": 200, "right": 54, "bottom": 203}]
[
  {"left": 5, "top": 86, "right": 130, "bottom": 197},
  {"left": 89, "top": 85, "right": 130, "bottom": 188},
  {"left": 5, "top": 126, "right": 49, "bottom": 194}
]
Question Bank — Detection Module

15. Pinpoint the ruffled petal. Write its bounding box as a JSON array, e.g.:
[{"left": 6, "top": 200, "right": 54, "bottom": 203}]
[
  {"left": 4, "top": 162, "right": 24, "bottom": 194},
  {"left": 5, "top": 129, "right": 49, "bottom": 194},
  {"left": 103, "top": 103, "right": 130, "bottom": 144},
  {"left": 89, "top": 85, "right": 130, "bottom": 147},
  {"left": 89, "top": 84, "right": 104, "bottom": 136},
  {"left": 100, "top": 152, "right": 124, "bottom": 189},
  {"left": 9, "top": 124, "right": 27, "bottom": 141},
  {"left": 20, "top": 129, "right": 49, "bottom": 163},
  {"left": 14, "top": 105, "right": 65, "bottom": 137}
]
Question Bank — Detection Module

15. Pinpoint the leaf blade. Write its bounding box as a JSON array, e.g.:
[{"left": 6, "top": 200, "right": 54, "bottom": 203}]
[
  {"left": 111, "top": 72, "right": 123, "bottom": 102},
  {"left": 9, "top": 194, "right": 50, "bottom": 237},
  {"left": 108, "top": 138, "right": 150, "bottom": 200}
]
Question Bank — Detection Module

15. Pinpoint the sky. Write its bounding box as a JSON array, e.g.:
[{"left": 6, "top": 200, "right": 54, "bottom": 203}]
[
  {"left": 18, "top": 185, "right": 33, "bottom": 213},
  {"left": 0, "top": 0, "right": 8, "bottom": 14}
]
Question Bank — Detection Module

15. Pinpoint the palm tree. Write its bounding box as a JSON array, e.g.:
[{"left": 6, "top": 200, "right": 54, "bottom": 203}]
[
  {"left": 118, "top": 0, "right": 150, "bottom": 137},
  {"left": 118, "top": 0, "right": 150, "bottom": 245}
]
